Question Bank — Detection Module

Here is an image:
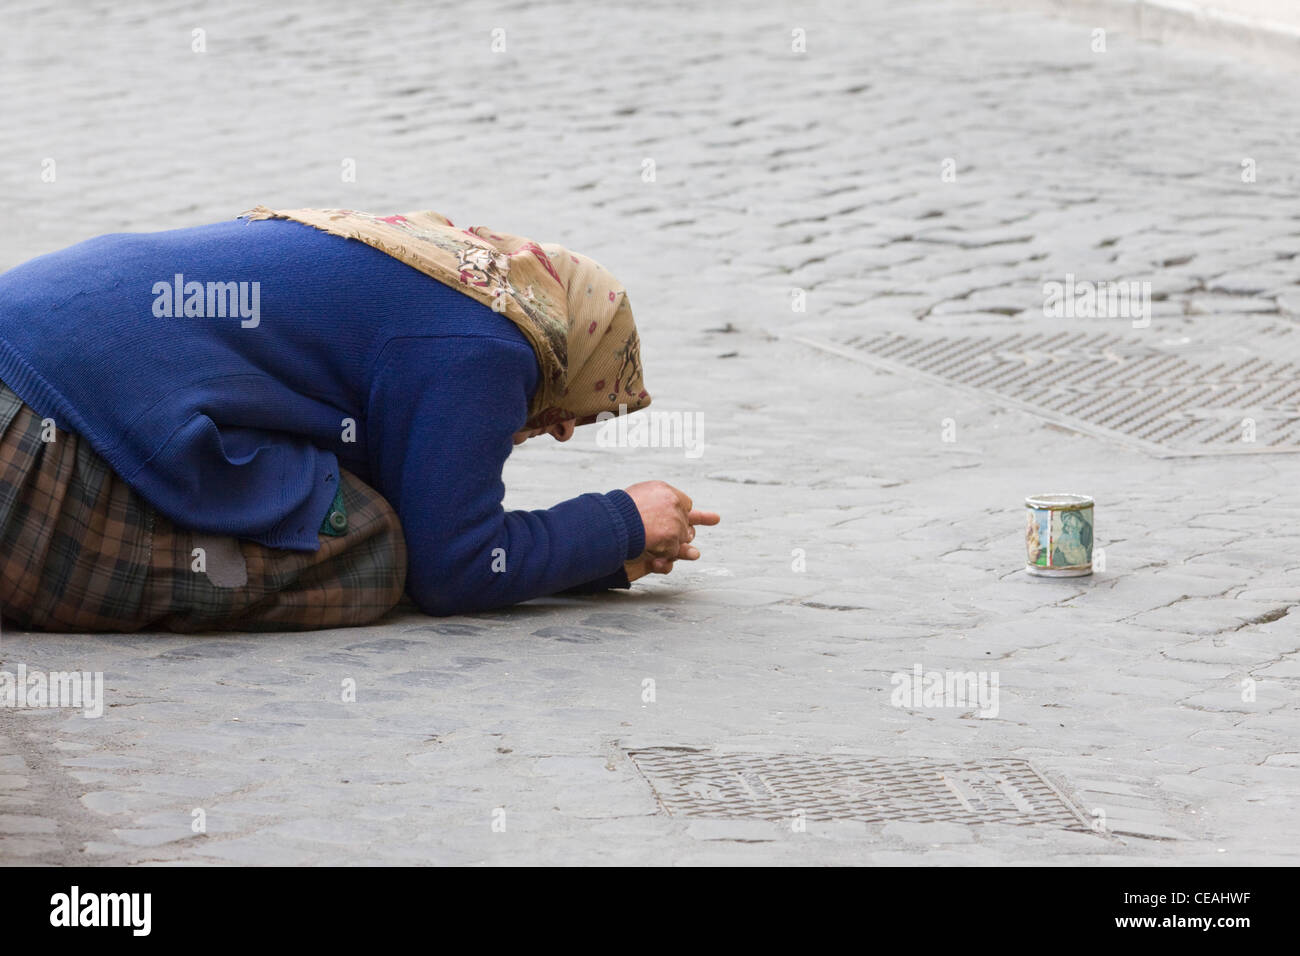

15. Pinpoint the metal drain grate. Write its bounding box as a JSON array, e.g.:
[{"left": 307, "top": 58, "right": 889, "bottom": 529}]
[
  {"left": 628, "top": 750, "right": 1093, "bottom": 830},
  {"left": 797, "top": 330, "right": 1300, "bottom": 456}
]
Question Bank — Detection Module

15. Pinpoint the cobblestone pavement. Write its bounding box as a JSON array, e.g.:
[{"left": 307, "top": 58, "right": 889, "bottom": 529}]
[{"left": 1, "top": 0, "right": 1298, "bottom": 865}]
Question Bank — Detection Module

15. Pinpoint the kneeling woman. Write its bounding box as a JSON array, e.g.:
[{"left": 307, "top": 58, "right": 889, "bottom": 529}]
[{"left": 0, "top": 206, "right": 718, "bottom": 632}]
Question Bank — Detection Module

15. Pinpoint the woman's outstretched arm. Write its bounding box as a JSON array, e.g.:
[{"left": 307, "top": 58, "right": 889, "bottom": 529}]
[{"left": 366, "top": 333, "right": 645, "bottom": 616}]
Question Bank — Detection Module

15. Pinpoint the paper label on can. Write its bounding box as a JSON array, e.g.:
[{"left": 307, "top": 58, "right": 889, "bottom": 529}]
[{"left": 1026, "top": 506, "right": 1093, "bottom": 569}]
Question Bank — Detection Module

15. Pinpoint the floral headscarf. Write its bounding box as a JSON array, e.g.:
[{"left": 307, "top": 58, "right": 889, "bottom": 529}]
[{"left": 240, "top": 205, "right": 650, "bottom": 428}]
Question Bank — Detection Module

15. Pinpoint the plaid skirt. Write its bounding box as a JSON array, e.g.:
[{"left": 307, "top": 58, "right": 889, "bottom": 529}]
[{"left": 0, "top": 383, "right": 407, "bottom": 632}]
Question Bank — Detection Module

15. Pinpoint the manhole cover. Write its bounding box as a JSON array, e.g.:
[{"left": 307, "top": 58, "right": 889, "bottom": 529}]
[
  {"left": 796, "top": 329, "right": 1300, "bottom": 456},
  {"left": 628, "top": 751, "right": 1093, "bottom": 830}
]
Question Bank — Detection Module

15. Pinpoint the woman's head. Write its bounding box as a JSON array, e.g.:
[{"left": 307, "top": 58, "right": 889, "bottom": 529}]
[{"left": 521, "top": 246, "right": 650, "bottom": 430}]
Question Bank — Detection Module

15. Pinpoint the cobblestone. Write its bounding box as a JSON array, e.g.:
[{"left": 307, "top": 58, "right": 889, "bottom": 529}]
[{"left": 1, "top": 0, "right": 1298, "bottom": 865}]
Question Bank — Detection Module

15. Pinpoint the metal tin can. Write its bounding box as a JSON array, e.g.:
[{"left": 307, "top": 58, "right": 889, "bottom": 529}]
[{"left": 1025, "top": 494, "right": 1094, "bottom": 577}]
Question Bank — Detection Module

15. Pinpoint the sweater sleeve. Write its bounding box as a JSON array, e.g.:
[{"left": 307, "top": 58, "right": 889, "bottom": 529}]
[{"left": 366, "top": 334, "right": 645, "bottom": 616}]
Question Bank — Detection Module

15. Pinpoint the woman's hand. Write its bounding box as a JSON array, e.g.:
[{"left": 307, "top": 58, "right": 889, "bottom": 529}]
[{"left": 623, "top": 481, "right": 720, "bottom": 581}]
